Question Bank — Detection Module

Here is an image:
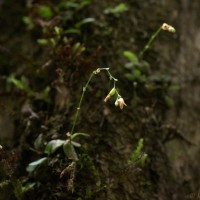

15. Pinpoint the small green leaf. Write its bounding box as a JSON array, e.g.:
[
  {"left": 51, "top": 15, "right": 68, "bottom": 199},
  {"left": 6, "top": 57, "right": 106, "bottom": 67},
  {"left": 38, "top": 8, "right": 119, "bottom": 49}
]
[
  {"left": 34, "top": 86, "right": 51, "bottom": 103},
  {"left": 140, "top": 60, "right": 150, "bottom": 69},
  {"left": 75, "top": 18, "right": 95, "bottom": 28},
  {"left": 54, "top": 26, "right": 61, "bottom": 35},
  {"left": 34, "top": 134, "right": 44, "bottom": 150},
  {"left": 104, "top": 3, "right": 128, "bottom": 15},
  {"left": 13, "top": 180, "right": 23, "bottom": 200},
  {"left": 72, "top": 42, "right": 81, "bottom": 53},
  {"left": 22, "top": 16, "right": 34, "bottom": 29},
  {"left": 128, "top": 138, "right": 144, "bottom": 164},
  {"left": 78, "top": 0, "right": 92, "bottom": 10},
  {"left": 58, "top": 2, "right": 79, "bottom": 9},
  {"left": 71, "top": 141, "right": 81, "bottom": 148},
  {"left": 22, "top": 182, "right": 36, "bottom": 193},
  {"left": 65, "top": 28, "right": 81, "bottom": 35},
  {"left": 112, "top": 3, "right": 128, "bottom": 13},
  {"left": 38, "top": 5, "right": 53, "bottom": 19},
  {"left": 26, "top": 157, "right": 47, "bottom": 173},
  {"left": 44, "top": 139, "right": 65, "bottom": 155},
  {"left": 13, "top": 180, "right": 36, "bottom": 200},
  {"left": 123, "top": 51, "right": 138, "bottom": 64},
  {"left": 49, "top": 38, "right": 56, "bottom": 47},
  {"left": 37, "top": 39, "right": 49, "bottom": 46},
  {"left": 124, "top": 62, "right": 134, "bottom": 69},
  {"left": 63, "top": 140, "right": 78, "bottom": 161},
  {"left": 140, "top": 153, "right": 148, "bottom": 166},
  {"left": 8, "top": 75, "right": 29, "bottom": 91},
  {"left": 70, "top": 133, "right": 90, "bottom": 140}
]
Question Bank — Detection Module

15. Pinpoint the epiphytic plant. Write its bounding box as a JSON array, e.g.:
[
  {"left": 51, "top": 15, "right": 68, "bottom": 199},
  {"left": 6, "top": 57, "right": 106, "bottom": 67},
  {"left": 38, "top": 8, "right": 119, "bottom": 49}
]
[
  {"left": 139, "top": 23, "right": 175, "bottom": 59},
  {"left": 123, "top": 23, "right": 176, "bottom": 82},
  {"left": 26, "top": 67, "right": 126, "bottom": 192},
  {"left": 26, "top": 22, "right": 176, "bottom": 194}
]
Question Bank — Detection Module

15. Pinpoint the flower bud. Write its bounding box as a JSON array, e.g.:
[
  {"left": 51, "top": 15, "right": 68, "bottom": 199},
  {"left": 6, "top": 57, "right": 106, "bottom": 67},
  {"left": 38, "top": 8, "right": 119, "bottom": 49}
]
[
  {"left": 104, "top": 88, "right": 116, "bottom": 102},
  {"left": 168, "top": 26, "right": 175, "bottom": 33},
  {"left": 109, "top": 88, "right": 116, "bottom": 96},
  {"left": 162, "top": 23, "right": 169, "bottom": 31},
  {"left": 115, "top": 99, "right": 119, "bottom": 107},
  {"left": 115, "top": 97, "right": 127, "bottom": 109},
  {"left": 162, "top": 23, "right": 175, "bottom": 33},
  {"left": 118, "top": 97, "right": 127, "bottom": 109},
  {"left": 104, "top": 94, "right": 111, "bottom": 102}
]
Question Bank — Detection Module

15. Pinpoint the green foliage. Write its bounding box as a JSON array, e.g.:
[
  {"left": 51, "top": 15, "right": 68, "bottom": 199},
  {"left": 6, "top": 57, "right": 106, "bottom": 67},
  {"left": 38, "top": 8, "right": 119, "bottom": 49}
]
[
  {"left": 140, "top": 153, "right": 148, "bottom": 166},
  {"left": 123, "top": 51, "right": 150, "bottom": 83},
  {"left": 128, "top": 138, "right": 147, "bottom": 166},
  {"left": 72, "top": 42, "right": 86, "bottom": 55},
  {"left": 19, "top": 0, "right": 177, "bottom": 195},
  {"left": 8, "top": 75, "right": 30, "bottom": 92},
  {"left": 13, "top": 180, "right": 24, "bottom": 200},
  {"left": 27, "top": 133, "right": 89, "bottom": 176},
  {"left": 34, "top": 134, "right": 44, "bottom": 150},
  {"left": 37, "top": 26, "right": 65, "bottom": 47},
  {"left": 0, "top": 179, "right": 10, "bottom": 188},
  {"left": 75, "top": 18, "right": 95, "bottom": 29},
  {"left": 58, "top": 0, "right": 92, "bottom": 11},
  {"left": 123, "top": 51, "right": 138, "bottom": 66},
  {"left": 22, "top": 16, "right": 34, "bottom": 30},
  {"left": 104, "top": 3, "right": 128, "bottom": 16},
  {"left": 44, "top": 139, "right": 65, "bottom": 155},
  {"left": 37, "top": 38, "right": 49, "bottom": 46},
  {"left": 43, "top": 133, "right": 89, "bottom": 160},
  {"left": 23, "top": 0, "right": 94, "bottom": 39},
  {"left": 7, "top": 75, "right": 51, "bottom": 103},
  {"left": 63, "top": 140, "right": 78, "bottom": 161},
  {"left": 13, "top": 180, "right": 35, "bottom": 200},
  {"left": 70, "top": 133, "right": 89, "bottom": 140},
  {"left": 38, "top": 5, "right": 53, "bottom": 19},
  {"left": 65, "top": 18, "right": 95, "bottom": 35},
  {"left": 26, "top": 157, "right": 47, "bottom": 173}
]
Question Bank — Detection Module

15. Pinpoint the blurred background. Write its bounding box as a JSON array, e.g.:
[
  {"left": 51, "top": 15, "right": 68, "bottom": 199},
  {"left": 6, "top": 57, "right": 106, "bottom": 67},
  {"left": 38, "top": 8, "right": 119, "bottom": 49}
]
[{"left": 0, "top": 0, "right": 200, "bottom": 199}]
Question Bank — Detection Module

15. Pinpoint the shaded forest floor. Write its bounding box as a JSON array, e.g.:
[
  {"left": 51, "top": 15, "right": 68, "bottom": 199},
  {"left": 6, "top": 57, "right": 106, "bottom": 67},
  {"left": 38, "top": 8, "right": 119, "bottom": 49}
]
[{"left": 0, "top": 0, "right": 200, "bottom": 200}]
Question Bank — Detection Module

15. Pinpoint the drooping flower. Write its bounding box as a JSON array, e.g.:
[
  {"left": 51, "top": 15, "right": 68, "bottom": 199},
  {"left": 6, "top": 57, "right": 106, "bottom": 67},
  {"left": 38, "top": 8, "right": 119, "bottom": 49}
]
[
  {"left": 117, "top": 97, "right": 127, "bottom": 109},
  {"left": 104, "top": 95, "right": 111, "bottom": 102},
  {"left": 162, "top": 23, "right": 176, "bottom": 33},
  {"left": 104, "top": 88, "right": 116, "bottom": 102}
]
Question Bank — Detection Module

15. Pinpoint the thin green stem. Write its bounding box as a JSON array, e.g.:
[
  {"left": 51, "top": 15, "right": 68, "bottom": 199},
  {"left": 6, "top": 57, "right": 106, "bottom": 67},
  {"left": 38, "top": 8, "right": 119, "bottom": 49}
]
[
  {"left": 105, "top": 69, "right": 120, "bottom": 97},
  {"left": 106, "top": 70, "right": 118, "bottom": 81},
  {"left": 70, "top": 72, "right": 94, "bottom": 135},
  {"left": 70, "top": 68, "right": 119, "bottom": 136},
  {"left": 115, "top": 90, "right": 121, "bottom": 98},
  {"left": 139, "top": 26, "right": 162, "bottom": 59}
]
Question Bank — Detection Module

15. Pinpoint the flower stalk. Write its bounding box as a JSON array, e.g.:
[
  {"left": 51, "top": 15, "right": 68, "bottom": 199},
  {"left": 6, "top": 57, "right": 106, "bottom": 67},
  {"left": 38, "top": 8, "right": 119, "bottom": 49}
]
[
  {"left": 70, "top": 72, "right": 95, "bottom": 136},
  {"left": 70, "top": 68, "right": 125, "bottom": 136},
  {"left": 139, "top": 23, "right": 175, "bottom": 59}
]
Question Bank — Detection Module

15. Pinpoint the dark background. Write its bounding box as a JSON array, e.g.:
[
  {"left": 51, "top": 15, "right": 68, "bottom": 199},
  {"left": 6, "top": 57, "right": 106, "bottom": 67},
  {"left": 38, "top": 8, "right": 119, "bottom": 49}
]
[{"left": 0, "top": 0, "right": 200, "bottom": 199}]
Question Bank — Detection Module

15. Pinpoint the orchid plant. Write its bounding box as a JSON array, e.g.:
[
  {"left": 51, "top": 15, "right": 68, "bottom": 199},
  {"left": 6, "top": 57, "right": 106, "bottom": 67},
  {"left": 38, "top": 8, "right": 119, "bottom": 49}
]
[{"left": 26, "top": 22, "right": 176, "bottom": 193}]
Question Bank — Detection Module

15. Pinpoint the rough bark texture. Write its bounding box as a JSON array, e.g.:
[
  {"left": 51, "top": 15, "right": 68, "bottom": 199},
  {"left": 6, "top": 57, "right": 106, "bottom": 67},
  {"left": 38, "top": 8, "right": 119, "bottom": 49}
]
[{"left": 0, "top": 0, "right": 199, "bottom": 200}]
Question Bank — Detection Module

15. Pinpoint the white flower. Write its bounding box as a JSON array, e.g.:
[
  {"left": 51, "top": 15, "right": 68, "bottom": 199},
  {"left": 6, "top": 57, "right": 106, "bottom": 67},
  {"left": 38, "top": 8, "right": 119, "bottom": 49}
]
[
  {"left": 162, "top": 23, "right": 175, "bottom": 33},
  {"left": 117, "top": 98, "right": 127, "bottom": 109}
]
